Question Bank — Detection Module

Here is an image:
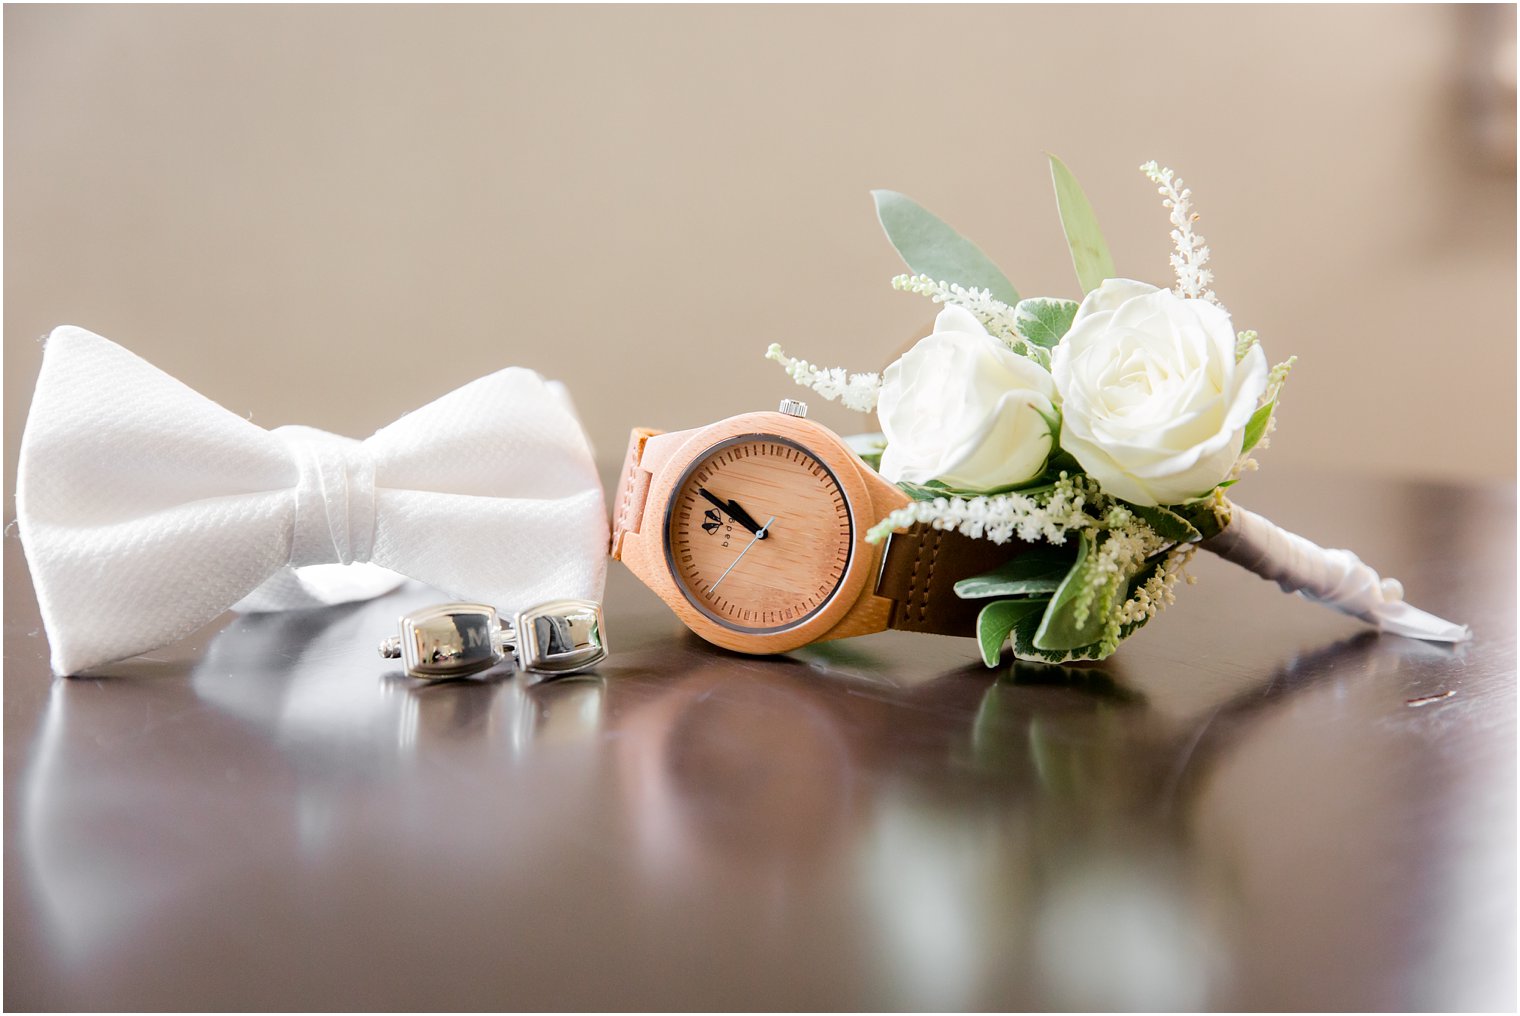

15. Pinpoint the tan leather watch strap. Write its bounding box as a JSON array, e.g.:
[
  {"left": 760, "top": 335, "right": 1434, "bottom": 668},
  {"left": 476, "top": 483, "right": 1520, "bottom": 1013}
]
[
  {"left": 610, "top": 427, "right": 664, "bottom": 560},
  {"left": 875, "top": 524, "right": 1026, "bottom": 637}
]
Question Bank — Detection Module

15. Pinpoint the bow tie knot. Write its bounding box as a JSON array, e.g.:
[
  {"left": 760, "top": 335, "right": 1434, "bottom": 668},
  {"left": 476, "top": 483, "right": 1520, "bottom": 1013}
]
[{"left": 276, "top": 426, "right": 376, "bottom": 567}]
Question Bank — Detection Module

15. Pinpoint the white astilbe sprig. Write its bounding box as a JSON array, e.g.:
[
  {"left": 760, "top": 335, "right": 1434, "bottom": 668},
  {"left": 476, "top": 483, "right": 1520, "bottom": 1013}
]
[
  {"left": 1139, "top": 161, "right": 1219, "bottom": 306},
  {"left": 890, "top": 274, "right": 1028, "bottom": 354},
  {"left": 865, "top": 473, "right": 1094, "bottom": 546},
  {"left": 764, "top": 344, "right": 881, "bottom": 412},
  {"left": 1071, "top": 503, "right": 1170, "bottom": 633},
  {"left": 1071, "top": 541, "right": 1197, "bottom": 661},
  {"left": 1116, "top": 545, "right": 1194, "bottom": 628},
  {"left": 1024, "top": 503, "right": 1188, "bottom": 662}
]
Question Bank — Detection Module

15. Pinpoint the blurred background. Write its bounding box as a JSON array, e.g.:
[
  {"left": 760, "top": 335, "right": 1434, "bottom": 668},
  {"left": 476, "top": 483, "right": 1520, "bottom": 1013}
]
[{"left": 5, "top": 5, "right": 1515, "bottom": 508}]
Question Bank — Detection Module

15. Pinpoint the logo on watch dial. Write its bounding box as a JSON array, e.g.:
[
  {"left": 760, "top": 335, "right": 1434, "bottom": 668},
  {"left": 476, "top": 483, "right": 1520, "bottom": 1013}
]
[{"left": 701, "top": 509, "right": 723, "bottom": 535}]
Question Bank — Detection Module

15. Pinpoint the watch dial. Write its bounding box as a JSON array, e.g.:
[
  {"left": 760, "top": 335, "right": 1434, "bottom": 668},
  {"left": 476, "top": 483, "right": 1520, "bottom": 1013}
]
[{"left": 666, "top": 436, "right": 853, "bottom": 633}]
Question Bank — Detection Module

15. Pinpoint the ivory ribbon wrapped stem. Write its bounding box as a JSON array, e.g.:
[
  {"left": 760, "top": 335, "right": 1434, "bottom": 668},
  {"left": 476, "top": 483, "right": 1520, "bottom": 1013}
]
[{"left": 1201, "top": 504, "right": 1470, "bottom": 643}]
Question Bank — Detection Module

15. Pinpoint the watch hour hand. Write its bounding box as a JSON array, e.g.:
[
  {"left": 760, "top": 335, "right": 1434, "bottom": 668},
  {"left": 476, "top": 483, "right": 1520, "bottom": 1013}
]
[{"left": 697, "top": 487, "right": 767, "bottom": 538}]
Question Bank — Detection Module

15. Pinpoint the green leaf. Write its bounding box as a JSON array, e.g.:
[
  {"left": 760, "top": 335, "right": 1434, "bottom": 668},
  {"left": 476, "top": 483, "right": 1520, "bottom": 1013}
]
[
  {"left": 1036, "top": 447, "right": 1084, "bottom": 485},
  {"left": 1007, "top": 550, "right": 1172, "bottom": 664},
  {"left": 896, "top": 479, "right": 956, "bottom": 502},
  {"left": 1170, "top": 499, "right": 1228, "bottom": 542},
  {"left": 897, "top": 476, "right": 1051, "bottom": 501},
  {"left": 1011, "top": 606, "right": 1080, "bottom": 663},
  {"left": 1013, "top": 297, "right": 1080, "bottom": 348},
  {"left": 1126, "top": 503, "right": 1202, "bottom": 544},
  {"left": 1033, "top": 529, "right": 1108, "bottom": 651},
  {"left": 1241, "top": 399, "right": 1275, "bottom": 455},
  {"left": 872, "top": 190, "right": 1020, "bottom": 305},
  {"left": 954, "top": 544, "right": 1078, "bottom": 599},
  {"left": 1048, "top": 154, "right": 1116, "bottom": 295},
  {"left": 977, "top": 599, "right": 1050, "bottom": 668}
]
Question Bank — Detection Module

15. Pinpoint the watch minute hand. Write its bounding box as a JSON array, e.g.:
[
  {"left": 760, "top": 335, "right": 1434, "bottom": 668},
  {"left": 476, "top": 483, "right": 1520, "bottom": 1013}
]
[{"left": 723, "top": 499, "right": 767, "bottom": 538}]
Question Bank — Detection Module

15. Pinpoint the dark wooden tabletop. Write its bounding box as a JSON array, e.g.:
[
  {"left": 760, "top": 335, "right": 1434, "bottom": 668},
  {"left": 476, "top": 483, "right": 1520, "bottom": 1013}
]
[{"left": 4, "top": 469, "right": 1514, "bottom": 1011}]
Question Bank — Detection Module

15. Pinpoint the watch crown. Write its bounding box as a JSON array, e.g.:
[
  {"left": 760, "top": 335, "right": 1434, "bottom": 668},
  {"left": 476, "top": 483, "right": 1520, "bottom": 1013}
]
[{"left": 778, "top": 398, "right": 809, "bottom": 418}]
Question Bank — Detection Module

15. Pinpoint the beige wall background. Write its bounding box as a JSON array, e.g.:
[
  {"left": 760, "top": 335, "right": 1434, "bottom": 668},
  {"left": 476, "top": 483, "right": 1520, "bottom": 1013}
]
[{"left": 5, "top": 5, "right": 1515, "bottom": 516}]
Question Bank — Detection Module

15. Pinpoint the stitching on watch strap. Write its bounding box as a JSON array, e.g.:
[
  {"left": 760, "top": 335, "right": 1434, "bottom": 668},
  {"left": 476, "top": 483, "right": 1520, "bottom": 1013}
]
[
  {"left": 920, "top": 529, "right": 942, "bottom": 625},
  {"left": 611, "top": 428, "right": 662, "bottom": 559}
]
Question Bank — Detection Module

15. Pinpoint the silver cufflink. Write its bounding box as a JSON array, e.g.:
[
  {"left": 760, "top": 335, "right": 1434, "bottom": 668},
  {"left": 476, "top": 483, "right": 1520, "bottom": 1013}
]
[{"left": 378, "top": 599, "right": 607, "bottom": 679}]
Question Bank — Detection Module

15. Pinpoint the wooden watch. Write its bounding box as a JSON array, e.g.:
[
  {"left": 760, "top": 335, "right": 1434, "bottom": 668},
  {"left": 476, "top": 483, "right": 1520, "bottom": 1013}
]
[{"left": 610, "top": 401, "right": 1024, "bottom": 655}]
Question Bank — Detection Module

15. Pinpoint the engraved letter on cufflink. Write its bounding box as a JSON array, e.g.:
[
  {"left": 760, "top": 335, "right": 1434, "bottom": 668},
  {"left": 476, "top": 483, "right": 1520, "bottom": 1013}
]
[
  {"left": 395, "top": 602, "right": 504, "bottom": 678},
  {"left": 514, "top": 599, "right": 607, "bottom": 676}
]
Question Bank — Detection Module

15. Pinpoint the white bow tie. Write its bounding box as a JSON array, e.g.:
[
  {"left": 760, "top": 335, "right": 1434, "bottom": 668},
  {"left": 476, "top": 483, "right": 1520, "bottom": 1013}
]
[{"left": 17, "top": 326, "right": 609, "bottom": 675}]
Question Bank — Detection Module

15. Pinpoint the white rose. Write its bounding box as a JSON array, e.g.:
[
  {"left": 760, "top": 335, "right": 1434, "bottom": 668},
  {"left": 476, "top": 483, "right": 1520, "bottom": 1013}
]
[
  {"left": 1051, "top": 278, "right": 1268, "bottom": 507},
  {"left": 878, "top": 305, "right": 1058, "bottom": 491}
]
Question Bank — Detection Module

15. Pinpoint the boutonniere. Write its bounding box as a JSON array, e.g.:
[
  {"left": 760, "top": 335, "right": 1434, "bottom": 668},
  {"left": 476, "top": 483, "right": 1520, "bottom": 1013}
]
[{"left": 768, "top": 158, "right": 1469, "bottom": 665}]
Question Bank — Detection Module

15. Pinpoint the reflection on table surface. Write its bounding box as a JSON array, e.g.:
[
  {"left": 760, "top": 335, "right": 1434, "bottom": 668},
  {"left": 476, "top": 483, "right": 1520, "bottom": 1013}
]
[{"left": 4, "top": 474, "right": 1515, "bottom": 1010}]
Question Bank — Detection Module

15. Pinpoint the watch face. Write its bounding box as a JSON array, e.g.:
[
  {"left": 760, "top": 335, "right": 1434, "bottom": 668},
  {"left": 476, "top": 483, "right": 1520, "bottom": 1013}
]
[{"left": 665, "top": 435, "right": 854, "bottom": 634}]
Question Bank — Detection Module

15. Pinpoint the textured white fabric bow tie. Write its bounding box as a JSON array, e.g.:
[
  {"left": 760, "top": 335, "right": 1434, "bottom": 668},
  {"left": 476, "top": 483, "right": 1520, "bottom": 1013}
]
[{"left": 17, "top": 326, "right": 609, "bottom": 675}]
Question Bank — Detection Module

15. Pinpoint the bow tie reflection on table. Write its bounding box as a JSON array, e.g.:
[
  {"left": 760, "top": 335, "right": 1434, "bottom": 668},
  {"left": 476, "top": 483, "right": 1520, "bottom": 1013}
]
[{"left": 16, "top": 326, "right": 609, "bottom": 676}]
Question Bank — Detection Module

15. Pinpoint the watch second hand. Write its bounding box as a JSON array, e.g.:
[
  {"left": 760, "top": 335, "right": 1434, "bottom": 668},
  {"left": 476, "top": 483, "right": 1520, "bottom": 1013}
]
[{"left": 708, "top": 516, "right": 776, "bottom": 593}]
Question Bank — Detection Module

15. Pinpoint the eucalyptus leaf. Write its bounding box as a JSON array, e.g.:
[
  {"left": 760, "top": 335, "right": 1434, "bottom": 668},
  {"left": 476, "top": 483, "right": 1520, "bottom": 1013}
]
[
  {"left": 1048, "top": 155, "right": 1116, "bottom": 294},
  {"left": 1127, "top": 503, "right": 1202, "bottom": 544},
  {"left": 872, "top": 190, "right": 1020, "bottom": 305},
  {"left": 1013, "top": 297, "right": 1079, "bottom": 348},
  {"left": 955, "top": 544, "right": 1078, "bottom": 599},
  {"left": 1241, "top": 399, "right": 1276, "bottom": 455},
  {"left": 977, "top": 599, "right": 1050, "bottom": 668},
  {"left": 1033, "top": 529, "right": 1108, "bottom": 651}
]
